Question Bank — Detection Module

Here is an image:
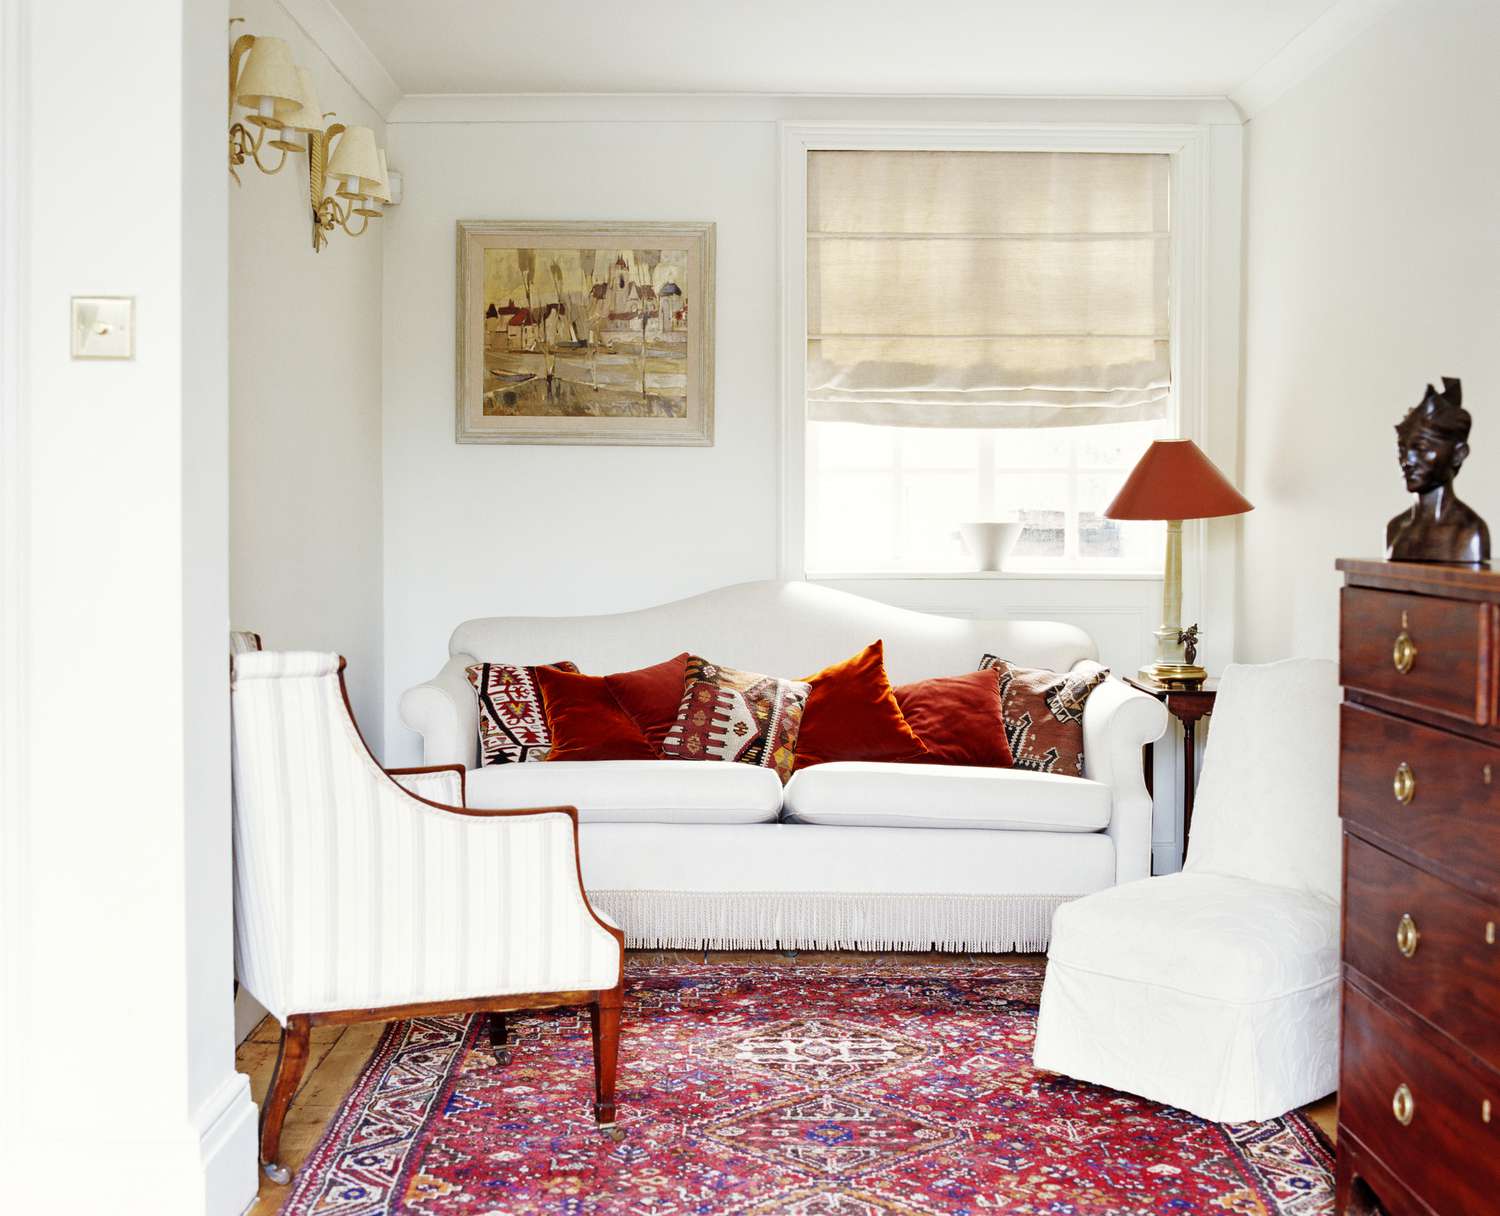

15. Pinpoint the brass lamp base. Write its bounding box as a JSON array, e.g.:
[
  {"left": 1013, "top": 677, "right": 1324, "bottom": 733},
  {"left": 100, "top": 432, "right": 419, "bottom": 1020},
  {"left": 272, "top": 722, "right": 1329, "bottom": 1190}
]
[{"left": 1138, "top": 662, "right": 1208, "bottom": 689}]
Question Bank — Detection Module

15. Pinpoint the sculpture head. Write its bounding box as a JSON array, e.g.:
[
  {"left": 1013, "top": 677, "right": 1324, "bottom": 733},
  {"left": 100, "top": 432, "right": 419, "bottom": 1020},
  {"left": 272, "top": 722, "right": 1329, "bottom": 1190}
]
[{"left": 1395, "top": 377, "right": 1469, "bottom": 494}]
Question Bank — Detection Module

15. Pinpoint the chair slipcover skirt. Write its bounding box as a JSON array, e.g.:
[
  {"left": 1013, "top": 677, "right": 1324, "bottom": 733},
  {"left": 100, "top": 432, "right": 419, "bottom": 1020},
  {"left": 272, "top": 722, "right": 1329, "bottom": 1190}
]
[{"left": 1032, "top": 872, "right": 1340, "bottom": 1123}]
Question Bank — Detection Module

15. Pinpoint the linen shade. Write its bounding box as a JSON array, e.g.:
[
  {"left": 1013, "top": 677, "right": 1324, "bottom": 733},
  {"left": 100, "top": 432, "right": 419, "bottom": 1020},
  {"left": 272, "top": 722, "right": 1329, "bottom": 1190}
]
[
  {"left": 1104, "top": 439, "right": 1252, "bottom": 521},
  {"left": 806, "top": 149, "right": 1171, "bottom": 429}
]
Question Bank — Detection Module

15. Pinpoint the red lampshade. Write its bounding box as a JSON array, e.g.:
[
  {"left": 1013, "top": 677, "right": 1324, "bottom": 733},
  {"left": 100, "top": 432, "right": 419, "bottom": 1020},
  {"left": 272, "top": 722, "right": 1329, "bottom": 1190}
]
[{"left": 1105, "top": 438, "right": 1253, "bottom": 521}]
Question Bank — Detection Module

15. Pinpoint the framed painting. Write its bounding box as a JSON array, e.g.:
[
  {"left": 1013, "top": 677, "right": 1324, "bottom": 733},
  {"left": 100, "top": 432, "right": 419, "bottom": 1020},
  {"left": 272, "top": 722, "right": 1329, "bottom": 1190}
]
[{"left": 456, "top": 220, "right": 715, "bottom": 445}]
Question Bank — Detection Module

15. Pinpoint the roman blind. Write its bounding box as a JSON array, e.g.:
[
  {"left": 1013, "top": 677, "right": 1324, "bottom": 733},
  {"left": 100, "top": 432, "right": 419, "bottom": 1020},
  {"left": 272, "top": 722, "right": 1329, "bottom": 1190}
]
[{"left": 806, "top": 149, "right": 1171, "bottom": 429}]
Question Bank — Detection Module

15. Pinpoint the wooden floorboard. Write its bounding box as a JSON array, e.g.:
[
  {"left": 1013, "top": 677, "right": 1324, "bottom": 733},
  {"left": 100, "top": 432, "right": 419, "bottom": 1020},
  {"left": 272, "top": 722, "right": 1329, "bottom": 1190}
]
[{"left": 238, "top": 949, "right": 1337, "bottom": 1211}]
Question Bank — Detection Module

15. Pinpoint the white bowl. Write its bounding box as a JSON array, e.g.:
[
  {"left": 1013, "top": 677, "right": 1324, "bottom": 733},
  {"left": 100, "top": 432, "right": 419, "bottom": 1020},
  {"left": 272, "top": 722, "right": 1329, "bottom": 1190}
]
[{"left": 958, "top": 520, "right": 1024, "bottom": 572}]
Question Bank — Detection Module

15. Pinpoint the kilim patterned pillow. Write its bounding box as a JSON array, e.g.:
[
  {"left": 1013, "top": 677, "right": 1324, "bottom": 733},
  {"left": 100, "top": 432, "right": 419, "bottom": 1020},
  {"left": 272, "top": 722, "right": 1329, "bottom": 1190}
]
[
  {"left": 465, "top": 661, "right": 579, "bottom": 766},
  {"left": 978, "top": 655, "right": 1109, "bottom": 777},
  {"left": 660, "top": 656, "right": 811, "bottom": 783}
]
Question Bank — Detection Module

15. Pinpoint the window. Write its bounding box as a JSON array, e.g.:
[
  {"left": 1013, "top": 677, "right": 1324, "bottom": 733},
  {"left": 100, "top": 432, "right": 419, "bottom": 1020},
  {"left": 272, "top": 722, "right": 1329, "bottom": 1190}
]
[{"left": 801, "top": 147, "right": 1173, "bottom": 575}]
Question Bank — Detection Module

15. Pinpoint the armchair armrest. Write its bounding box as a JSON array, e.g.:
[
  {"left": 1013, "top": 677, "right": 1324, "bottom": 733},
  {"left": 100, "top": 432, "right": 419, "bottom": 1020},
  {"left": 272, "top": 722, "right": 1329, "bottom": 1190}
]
[
  {"left": 1080, "top": 674, "right": 1169, "bottom": 884},
  {"left": 387, "top": 764, "right": 467, "bottom": 806},
  {"left": 399, "top": 653, "right": 479, "bottom": 769}
]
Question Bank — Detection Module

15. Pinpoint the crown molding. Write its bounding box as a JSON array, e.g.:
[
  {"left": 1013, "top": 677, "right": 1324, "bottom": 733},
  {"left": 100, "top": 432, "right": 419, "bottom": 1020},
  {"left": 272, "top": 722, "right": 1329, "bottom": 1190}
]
[
  {"left": 1230, "top": 0, "right": 1408, "bottom": 119},
  {"left": 277, "top": 0, "right": 402, "bottom": 120},
  {"left": 387, "top": 92, "right": 1243, "bottom": 127}
]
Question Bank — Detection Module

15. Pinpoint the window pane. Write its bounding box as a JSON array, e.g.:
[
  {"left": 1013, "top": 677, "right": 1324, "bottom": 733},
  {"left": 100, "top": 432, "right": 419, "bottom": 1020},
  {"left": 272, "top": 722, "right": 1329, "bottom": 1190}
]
[
  {"left": 813, "top": 421, "right": 897, "bottom": 470},
  {"left": 897, "top": 427, "right": 985, "bottom": 470},
  {"left": 993, "top": 427, "right": 1071, "bottom": 470},
  {"left": 1078, "top": 472, "right": 1164, "bottom": 567},
  {"left": 805, "top": 420, "right": 1168, "bottom": 574},
  {"left": 900, "top": 470, "right": 981, "bottom": 568},
  {"left": 1074, "top": 419, "right": 1160, "bottom": 468},
  {"left": 807, "top": 472, "right": 895, "bottom": 571}
]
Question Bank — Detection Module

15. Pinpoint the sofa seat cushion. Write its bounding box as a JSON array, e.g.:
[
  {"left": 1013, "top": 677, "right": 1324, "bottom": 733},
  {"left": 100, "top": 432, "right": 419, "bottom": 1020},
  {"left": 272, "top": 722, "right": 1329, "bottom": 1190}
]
[
  {"left": 465, "top": 759, "right": 783, "bottom": 825},
  {"left": 780, "top": 761, "right": 1110, "bottom": 831}
]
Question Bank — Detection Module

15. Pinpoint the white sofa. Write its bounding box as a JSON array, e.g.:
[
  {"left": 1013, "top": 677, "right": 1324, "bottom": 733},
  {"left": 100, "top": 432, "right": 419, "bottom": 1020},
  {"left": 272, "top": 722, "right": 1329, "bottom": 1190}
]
[{"left": 401, "top": 581, "right": 1168, "bottom": 952}]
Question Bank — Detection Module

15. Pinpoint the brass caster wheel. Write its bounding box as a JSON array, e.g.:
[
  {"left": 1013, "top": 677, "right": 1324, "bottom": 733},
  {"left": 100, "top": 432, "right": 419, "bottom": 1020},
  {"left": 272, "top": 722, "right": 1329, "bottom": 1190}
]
[
  {"left": 600, "top": 1124, "right": 626, "bottom": 1143},
  {"left": 494, "top": 1047, "right": 512, "bottom": 1066},
  {"left": 262, "top": 1161, "right": 291, "bottom": 1185}
]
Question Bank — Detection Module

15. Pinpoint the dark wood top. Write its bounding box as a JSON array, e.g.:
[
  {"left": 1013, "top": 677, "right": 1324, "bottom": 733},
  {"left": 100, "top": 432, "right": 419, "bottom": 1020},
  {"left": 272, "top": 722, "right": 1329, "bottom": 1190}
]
[
  {"left": 1124, "top": 675, "right": 1218, "bottom": 697},
  {"left": 1338, "top": 557, "right": 1500, "bottom": 601}
]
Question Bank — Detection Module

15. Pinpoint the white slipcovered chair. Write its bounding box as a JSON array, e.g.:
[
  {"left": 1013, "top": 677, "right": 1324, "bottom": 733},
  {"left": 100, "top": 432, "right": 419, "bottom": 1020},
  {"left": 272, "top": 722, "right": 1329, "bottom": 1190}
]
[
  {"left": 1032, "top": 658, "right": 1341, "bottom": 1122},
  {"left": 231, "top": 650, "right": 625, "bottom": 1183}
]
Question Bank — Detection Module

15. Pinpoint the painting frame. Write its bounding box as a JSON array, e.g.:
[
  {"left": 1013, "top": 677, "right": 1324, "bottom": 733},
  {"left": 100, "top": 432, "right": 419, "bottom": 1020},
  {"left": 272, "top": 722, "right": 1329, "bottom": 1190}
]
[{"left": 455, "top": 219, "right": 715, "bottom": 446}]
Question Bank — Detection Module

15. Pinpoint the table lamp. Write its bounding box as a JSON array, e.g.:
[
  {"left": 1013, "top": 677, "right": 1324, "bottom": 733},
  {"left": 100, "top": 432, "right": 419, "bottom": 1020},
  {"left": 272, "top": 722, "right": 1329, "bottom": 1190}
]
[{"left": 1105, "top": 438, "right": 1252, "bottom": 687}]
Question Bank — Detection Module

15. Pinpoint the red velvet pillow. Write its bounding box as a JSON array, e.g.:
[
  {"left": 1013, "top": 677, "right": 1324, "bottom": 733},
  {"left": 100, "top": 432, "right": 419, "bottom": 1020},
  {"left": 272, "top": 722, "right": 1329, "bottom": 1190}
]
[
  {"left": 793, "top": 640, "right": 929, "bottom": 770},
  {"left": 893, "top": 668, "right": 1014, "bottom": 768},
  {"left": 535, "top": 665, "right": 656, "bottom": 762},
  {"left": 604, "top": 652, "right": 690, "bottom": 752}
]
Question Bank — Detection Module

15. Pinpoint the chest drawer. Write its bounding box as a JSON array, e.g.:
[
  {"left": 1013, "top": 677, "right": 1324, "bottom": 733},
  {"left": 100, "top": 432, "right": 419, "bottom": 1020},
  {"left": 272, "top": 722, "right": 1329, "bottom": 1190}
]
[
  {"left": 1340, "top": 586, "right": 1495, "bottom": 724},
  {"left": 1339, "top": 980, "right": 1500, "bottom": 1216},
  {"left": 1340, "top": 703, "right": 1500, "bottom": 890},
  {"left": 1344, "top": 834, "right": 1500, "bottom": 1067}
]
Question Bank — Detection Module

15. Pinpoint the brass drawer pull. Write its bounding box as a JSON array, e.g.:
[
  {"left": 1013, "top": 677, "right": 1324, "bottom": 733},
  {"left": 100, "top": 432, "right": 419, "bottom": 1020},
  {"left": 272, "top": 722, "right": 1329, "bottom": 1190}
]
[
  {"left": 1393, "top": 1083, "right": 1416, "bottom": 1125},
  {"left": 1393, "top": 762, "right": 1416, "bottom": 805},
  {"left": 1393, "top": 631, "right": 1418, "bottom": 674},
  {"left": 1397, "top": 913, "right": 1420, "bottom": 958}
]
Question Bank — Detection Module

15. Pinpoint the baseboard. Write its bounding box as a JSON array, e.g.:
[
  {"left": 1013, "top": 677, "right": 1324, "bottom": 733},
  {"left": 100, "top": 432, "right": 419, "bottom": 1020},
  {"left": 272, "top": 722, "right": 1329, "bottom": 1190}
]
[{"left": 196, "top": 1071, "right": 259, "bottom": 1216}]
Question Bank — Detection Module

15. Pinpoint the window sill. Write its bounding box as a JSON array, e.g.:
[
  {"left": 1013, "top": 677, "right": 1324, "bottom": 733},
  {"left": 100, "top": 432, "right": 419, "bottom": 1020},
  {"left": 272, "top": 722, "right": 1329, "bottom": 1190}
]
[{"left": 807, "top": 570, "right": 1165, "bottom": 582}]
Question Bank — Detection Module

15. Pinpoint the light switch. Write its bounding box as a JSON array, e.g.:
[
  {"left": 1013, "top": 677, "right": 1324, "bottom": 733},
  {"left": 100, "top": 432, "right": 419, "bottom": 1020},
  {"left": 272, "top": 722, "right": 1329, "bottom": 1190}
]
[{"left": 71, "top": 296, "right": 134, "bottom": 360}]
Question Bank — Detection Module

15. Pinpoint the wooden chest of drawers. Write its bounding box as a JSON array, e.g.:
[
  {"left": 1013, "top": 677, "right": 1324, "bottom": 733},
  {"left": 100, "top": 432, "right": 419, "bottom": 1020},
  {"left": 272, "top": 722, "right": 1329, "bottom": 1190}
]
[{"left": 1336, "top": 559, "right": 1500, "bottom": 1215}]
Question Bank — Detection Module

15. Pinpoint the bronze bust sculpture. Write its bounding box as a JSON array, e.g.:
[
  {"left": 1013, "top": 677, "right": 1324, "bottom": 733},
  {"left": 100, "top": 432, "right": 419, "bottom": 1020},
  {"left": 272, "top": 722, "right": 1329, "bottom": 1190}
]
[{"left": 1386, "top": 377, "right": 1490, "bottom": 565}]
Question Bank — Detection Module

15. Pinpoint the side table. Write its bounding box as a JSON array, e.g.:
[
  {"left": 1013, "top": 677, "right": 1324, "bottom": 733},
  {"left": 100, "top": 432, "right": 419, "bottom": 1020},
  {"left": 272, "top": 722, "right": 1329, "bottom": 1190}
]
[{"left": 1124, "top": 675, "right": 1218, "bottom": 863}]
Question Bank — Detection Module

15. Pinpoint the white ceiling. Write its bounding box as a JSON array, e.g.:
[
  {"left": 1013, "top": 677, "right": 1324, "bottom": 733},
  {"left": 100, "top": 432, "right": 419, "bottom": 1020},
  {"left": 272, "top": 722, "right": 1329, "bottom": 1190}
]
[{"left": 327, "top": 0, "right": 1347, "bottom": 99}]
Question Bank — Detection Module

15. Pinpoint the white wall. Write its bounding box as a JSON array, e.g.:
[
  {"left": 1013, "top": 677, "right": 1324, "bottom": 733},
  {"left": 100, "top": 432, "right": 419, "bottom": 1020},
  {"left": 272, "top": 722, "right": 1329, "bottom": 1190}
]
[
  {"left": 381, "top": 119, "right": 781, "bottom": 759},
  {"left": 230, "top": 0, "right": 387, "bottom": 747},
  {"left": 1239, "top": 0, "right": 1500, "bottom": 662},
  {"left": 2, "top": 0, "right": 256, "bottom": 1210}
]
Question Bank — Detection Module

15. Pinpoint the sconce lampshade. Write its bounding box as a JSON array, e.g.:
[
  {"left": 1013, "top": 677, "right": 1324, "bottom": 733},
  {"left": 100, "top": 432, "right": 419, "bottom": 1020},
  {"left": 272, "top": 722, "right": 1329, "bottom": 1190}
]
[
  {"left": 268, "top": 67, "right": 324, "bottom": 151},
  {"left": 279, "top": 67, "right": 325, "bottom": 133},
  {"left": 327, "top": 125, "right": 383, "bottom": 199},
  {"left": 355, "top": 150, "right": 392, "bottom": 217},
  {"left": 1104, "top": 438, "right": 1253, "bottom": 521},
  {"left": 235, "top": 36, "right": 303, "bottom": 128}
]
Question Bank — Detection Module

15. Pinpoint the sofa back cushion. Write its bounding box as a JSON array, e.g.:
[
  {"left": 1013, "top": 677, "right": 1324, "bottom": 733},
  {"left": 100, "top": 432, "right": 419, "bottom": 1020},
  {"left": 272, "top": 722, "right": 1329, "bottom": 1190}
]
[
  {"left": 894, "top": 669, "right": 1013, "bottom": 768},
  {"left": 660, "top": 656, "right": 810, "bottom": 782},
  {"left": 980, "top": 656, "right": 1109, "bottom": 778},
  {"left": 793, "top": 641, "right": 929, "bottom": 770},
  {"left": 535, "top": 664, "right": 658, "bottom": 762},
  {"left": 604, "top": 652, "right": 690, "bottom": 753},
  {"left": 466, "top": 661, "right": 577, "bottom": 765}
]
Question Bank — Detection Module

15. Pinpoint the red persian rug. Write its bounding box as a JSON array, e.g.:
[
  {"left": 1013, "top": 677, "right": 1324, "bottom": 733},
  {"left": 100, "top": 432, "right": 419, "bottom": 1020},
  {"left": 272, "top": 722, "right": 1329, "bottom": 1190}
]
[{"left": 280, "top": 959, "right": 1334, "bottom": 1215}]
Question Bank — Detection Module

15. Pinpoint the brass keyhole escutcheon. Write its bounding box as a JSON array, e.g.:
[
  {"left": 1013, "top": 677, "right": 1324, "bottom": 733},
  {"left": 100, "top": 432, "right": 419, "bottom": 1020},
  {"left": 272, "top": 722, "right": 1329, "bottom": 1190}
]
[
  {"left": 1393, "top": 1083, "right": 1415, "bottom": 1126},
  {"left": 1397, "top": 913, "right": 1420, "bottom": 958},
  {"left": 1393, "top": 762, "right": 1416, "bottom": 805},
  {"left": 1393, "top": 631, "right": 1418, "bottom": 674}
]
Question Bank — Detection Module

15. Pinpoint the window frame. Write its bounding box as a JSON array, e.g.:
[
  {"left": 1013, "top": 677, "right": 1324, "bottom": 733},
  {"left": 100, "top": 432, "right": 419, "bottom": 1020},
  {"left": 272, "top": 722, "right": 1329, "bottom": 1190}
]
[{"left": 779, "top": 121, "right": 1226, "bottom": 585}]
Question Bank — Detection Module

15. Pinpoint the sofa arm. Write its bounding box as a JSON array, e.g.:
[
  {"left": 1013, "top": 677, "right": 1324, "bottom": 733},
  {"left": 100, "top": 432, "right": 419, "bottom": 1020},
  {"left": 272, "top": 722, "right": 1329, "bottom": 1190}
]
[
  {"left": 399, "top": 654, "right": 479, "bottom": 769},
  {"left": 1081, "top": 675, "right": 1169, "bottom": 885}
]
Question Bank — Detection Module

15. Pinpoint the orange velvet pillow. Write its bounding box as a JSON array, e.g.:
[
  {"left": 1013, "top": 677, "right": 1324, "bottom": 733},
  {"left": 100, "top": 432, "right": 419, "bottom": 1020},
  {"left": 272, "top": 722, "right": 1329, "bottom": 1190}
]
[
  {"left": 535, "top": 665, "right": 657, "bottom": 762},
  {"left": 793, "top": 640, "right": 929, "bottom": 770},
  {"left": 604, "top": 652, "right": 690, "bottom": 752},
  {"left": 894, "top": 668, "right": 1014, "bottom": 768}
]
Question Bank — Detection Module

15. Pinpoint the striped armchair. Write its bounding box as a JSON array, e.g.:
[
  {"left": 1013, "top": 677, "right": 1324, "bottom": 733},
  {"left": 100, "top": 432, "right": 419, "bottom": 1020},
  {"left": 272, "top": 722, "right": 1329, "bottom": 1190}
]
[{"left": 231, "top": 650, "right": 625, "bottom": 1184}]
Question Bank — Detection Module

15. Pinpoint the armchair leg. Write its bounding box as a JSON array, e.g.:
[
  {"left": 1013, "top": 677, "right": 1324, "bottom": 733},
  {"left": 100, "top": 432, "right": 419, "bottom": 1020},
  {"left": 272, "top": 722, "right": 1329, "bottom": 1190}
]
[
  {"left": 489, "top": 1011, "right": 510, "bottom": 1065},
  {"left": 589, "top": 985, "right": 624, "bottom": 1139},
  {"left": 259, "top": 1017, "right": 311, "bottom": 1183}
]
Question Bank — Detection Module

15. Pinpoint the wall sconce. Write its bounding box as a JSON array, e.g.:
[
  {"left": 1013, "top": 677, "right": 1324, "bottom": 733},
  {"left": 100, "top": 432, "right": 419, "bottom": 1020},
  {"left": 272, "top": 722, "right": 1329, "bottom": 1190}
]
[{"left": 227, "top": 22, "right": 397, "bottom": 253}]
